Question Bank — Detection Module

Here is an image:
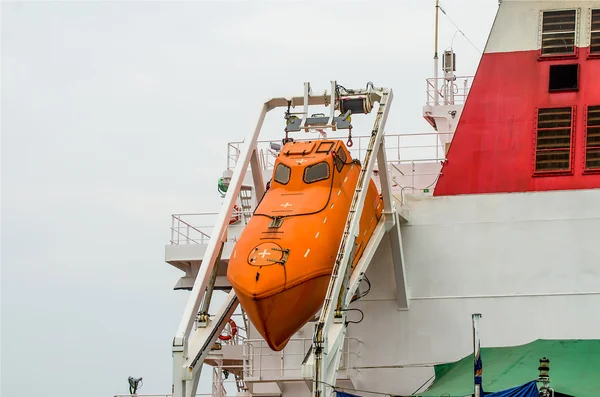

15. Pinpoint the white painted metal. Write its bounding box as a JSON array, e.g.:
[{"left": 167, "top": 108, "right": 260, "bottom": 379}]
[
  {"left": 389, "top": 211, "right": 409, "bottom": 309},
  {"left": 172, "top": 82, "right": 404, "bottom": 397},
  {"left": 311, "top": 87, "right": 395, "bottom": 397},
  {"left": 337, "top": 189, "right": 600, "bottom": 397},
  {"left": 344, "top": 216, "right": 388, "bottom": 306},
  {"left": 172, "top": 101, "right": 269, "bottom": 397},
  {"left": 485, "top": 1, "right": 596, "bottom": 54}
]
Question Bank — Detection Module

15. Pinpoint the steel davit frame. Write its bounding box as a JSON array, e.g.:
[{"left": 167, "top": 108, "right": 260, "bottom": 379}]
[{"left": 171, "top": 81, "right": 406, "bottom": 397}]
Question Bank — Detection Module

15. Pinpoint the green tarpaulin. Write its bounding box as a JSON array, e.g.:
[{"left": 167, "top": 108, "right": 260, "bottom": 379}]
[{"left": 415, "top": 339, "right": 600, "bottom": 397}]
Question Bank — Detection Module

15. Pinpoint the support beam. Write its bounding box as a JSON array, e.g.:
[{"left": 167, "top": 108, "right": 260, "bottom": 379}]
[
  {"left": 174, "top": 104, "right": 268, "bottom": 346},
  {"left": 250, "top": 149, "right": 265, "bottom": 202},
  {"left": 390, "top": 211, "right": 409, "bottom": 309},
  {"left": 172, "top": 104, "right": 268, "bottom": 397},
  {"left": 345, "top": 216, "right": 387, "bottom": 305},
  {"left": 302, "top": 215, "right": 387, "bottom": 384},
  {"left": 376, "top": 138, "right": 396, "bottom": 231},
  {"left": 185, "top": 291, "right": 239, "bottom": 380},
  {"left": 312, "top": 88, "right": 394, "bottom": 397}
]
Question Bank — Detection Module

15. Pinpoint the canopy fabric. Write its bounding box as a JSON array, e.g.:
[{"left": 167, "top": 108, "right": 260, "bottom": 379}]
[
  {"left": 484, "top": 380, "right": 538, "bottom": 397},
  {"left": 336, "top": 392, "right": 361, "bottom": 397},
  {"left": 415, "top": 339, "right": 600, "bottom": 397}
]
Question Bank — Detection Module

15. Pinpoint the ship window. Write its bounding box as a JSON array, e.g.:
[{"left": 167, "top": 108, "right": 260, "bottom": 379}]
[
  {"left": 304, "top": 162, "right": 330, "bottom": 183},
  {"left": 541, "top": 9, "right": 577, "bottom": 56},
  {"left": 585, "top": 106, "right": 600, "bottom": 170},
  {"left": 535, "top": 107, "right": 574, "bottom": 173},
  {"left": 592, "top": 10, "right": 600, "bottom": 54},
  {"left": 334, "top": 147, "right": 347, "bottom": 172},
  {"left": 274, "top": 163, "right": 291, "bottom": 185},
  {"left": 549, "top": 64, "right": 579, "bottom": 92}
]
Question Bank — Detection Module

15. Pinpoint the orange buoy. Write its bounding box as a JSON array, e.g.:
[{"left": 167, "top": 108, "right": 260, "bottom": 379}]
[
  {"left": 218, "top": 319, "right": 238, "bottom": 341},
  {"left": 227, "top": 139, "right": 383, "bottom": 351},
  {"left": 229, "top": 205, "right": 241, "bottom": 225}
]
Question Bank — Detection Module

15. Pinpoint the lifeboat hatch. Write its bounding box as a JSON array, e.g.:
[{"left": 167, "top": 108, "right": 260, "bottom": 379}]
[
  {"left": 283, "top": 141, "right": 316, "bottom": 155},
  {"left": 248, "top": 242, "right": 289, "bottom": 266}
]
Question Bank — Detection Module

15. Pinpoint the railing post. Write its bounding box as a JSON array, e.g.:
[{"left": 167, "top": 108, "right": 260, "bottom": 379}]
[
  {"left": 412, "top": 161, "right": 416, "bottom": 194},
  {"left": 171, "top": 216, "right": 175, "bottom": 245},
  {"left": 259, "top": 341, "right": 263, "bottom": 379}
]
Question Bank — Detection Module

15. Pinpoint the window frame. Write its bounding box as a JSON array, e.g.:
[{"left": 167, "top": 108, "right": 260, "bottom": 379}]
[
  {"left": 334, "top": 147, "right": 348, "bottom": 173},
  {"left": 303, "top": 161, "right": 330, "bottom": 184},
  {"left": 583, "top": 105, "right": 600, "bottom": 174},
  {"left": 274, "top": 163, "right": 291, "bottom": 185},
  {"left": 532, "top": 106, "right": 576, "bottom": 176},
  {"left": 538, "top": 8, "right": 580, "bottom": 60},
  {"left": 316, "top": 141, "right": 335, "bottom": 154},
  {"left": 589, "top": 8, "right": 600, "bottom": 58}
]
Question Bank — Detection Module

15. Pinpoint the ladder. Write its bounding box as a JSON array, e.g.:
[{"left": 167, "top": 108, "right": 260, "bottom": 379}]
[
  {"left": 311, "top": 88, "right": 394, "bottom": 397},
  {"left": 239, "top": 186, "right": 253, "bottom": 224}
]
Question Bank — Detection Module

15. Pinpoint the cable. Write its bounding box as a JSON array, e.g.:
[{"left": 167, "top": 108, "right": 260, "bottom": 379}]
[
  {"left": 350, "top": 275, "right": 372, "bottom": 303},
  {"left": 438, "top": 2, "right": 482, "bottom": 54},
  {"left": 342, "top": 308, "right": 364, "bottom": 325}
]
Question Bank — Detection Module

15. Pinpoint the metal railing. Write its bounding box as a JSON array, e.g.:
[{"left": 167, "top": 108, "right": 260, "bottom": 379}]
[
  {"left": 170, "top": 213, "right": 214, "bottom": 245},
  {"left": 114, "top": 389, "right": 240, "bottom": 397},
  {"left": 426, "top": 76, "right": 474, "bottom": 105},
  {"left": 171, "top": 132, "right": 453, "bottom": 246},
  {"left": 242, "top": 337, "right": 359, "bottom": 380},
  {"left": 226, "top": 132, "right": 452, "bottom": 172},
  {"left": 169, "top": 210, "right": 250, "bottom": 245}
]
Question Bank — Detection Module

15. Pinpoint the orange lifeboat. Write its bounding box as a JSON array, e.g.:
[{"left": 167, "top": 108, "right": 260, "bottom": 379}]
[{"left": 227, "top": 139, "right": 383, "bottom": 351}]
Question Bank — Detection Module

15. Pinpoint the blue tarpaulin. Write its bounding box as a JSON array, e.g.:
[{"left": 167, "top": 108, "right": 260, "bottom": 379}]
[
  {"left": 336, "top": 391, "right": 361, "bottom": 397},
  {"left": 485, "top": 380, "right": 539, "bottom": 397}
]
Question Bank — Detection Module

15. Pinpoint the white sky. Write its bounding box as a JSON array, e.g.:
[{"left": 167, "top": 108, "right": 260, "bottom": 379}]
[{"left": 1, "top": 1, "right": 498, "bottom": 396}]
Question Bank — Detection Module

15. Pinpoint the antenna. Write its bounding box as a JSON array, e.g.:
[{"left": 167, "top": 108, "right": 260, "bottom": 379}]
[
  {"left": 433, "top": 0, "right": 440, "bottom": 105},
  {"left": 128, "top": 376, "right": 143, "bottom": 395}
]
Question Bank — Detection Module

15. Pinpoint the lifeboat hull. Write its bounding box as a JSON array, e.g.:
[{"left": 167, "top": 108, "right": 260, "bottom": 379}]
[{"left": 227, "top": 140, "right": 383, "bottom": 351}]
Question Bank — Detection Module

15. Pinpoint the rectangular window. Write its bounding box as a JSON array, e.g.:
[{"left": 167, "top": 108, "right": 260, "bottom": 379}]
[
  {"left": 535, "top": 107, "right": 574, "bottom": 173},
  {"left": 541, "top": 9, "right": 577, "bottom": 56},
  {"left": 548, "top": 64, "right": 579, "bottom": 92},
  {"left": 585, "top": 106, "right": 600, "bottom": 170},
  {"left": 592, "top": 9, "right": 600, "bottom": 54}
]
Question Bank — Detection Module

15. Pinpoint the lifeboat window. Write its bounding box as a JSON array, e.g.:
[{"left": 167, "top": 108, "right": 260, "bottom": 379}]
[
  {"left": 592, "top": 10, "right": 600, "bottom": 54},
  {"left": 304, "top": 162, "right": 330, "bottom": 183},
  {"left": 585, "top": 106, "right": 600, "bottom": 171},
  {"left": 316, "top": 142, "right": 334, "bottom": 154},
  {"left": 274, "top": 163, "right": 291, "bottom": 185},
  {"left": 540, "top": 9, "right": 577, "bottom": 56},
  {"left": 334, "top": 147, "right": 347, "bottom": 172},
  {"left": 534, "top": 107, "right": 574, "bottom": 173}
]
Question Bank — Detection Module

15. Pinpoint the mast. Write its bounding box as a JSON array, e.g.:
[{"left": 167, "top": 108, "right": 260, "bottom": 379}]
[
  {"left": 433, "top": 0, "right": 440, "bottom": 105},
  {"left": 472, "top": 313, "right": 483, "bottom": 397}
]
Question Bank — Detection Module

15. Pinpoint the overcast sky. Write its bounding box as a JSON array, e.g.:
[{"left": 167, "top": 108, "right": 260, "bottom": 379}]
[{"left": 1, "top": 1, "right": 498, "bottom": 396}]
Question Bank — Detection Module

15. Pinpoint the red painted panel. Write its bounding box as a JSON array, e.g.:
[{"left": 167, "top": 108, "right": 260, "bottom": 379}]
[{"left": 434, "top": 46, "right": 600, "bottom": 196}]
